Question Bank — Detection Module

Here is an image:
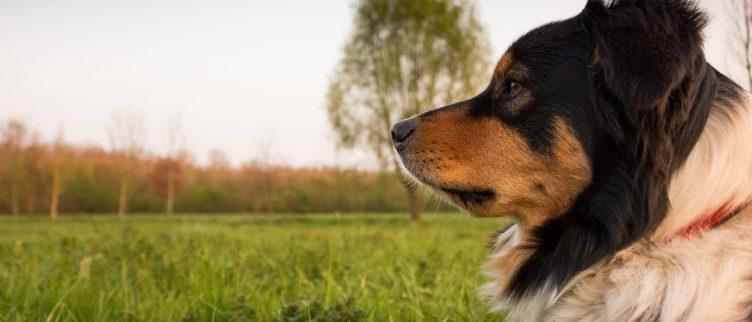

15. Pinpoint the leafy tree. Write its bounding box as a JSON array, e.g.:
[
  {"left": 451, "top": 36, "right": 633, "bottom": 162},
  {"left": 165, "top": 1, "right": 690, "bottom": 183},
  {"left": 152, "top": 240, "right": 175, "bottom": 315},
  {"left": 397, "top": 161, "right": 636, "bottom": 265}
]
[{"left": 327, "top": 0, "right": 491, "bottom": 220}]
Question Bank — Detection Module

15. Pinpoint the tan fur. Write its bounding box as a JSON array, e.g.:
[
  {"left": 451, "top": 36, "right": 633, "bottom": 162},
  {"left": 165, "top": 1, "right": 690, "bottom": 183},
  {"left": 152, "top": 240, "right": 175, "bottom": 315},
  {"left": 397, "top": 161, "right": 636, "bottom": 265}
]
[
  {"left": 495, "top": 53, "right": 514, "bottom": 76},
  {"left": 404, "top": 108, "right": 591, "bottom": 226}
]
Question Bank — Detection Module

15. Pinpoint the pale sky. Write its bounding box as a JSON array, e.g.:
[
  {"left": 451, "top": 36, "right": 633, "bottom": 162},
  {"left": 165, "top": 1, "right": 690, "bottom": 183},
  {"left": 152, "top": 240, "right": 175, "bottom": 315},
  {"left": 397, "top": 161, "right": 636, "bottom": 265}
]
[{"left": 0, "top": 0, "right": 736, "bottom": 168}]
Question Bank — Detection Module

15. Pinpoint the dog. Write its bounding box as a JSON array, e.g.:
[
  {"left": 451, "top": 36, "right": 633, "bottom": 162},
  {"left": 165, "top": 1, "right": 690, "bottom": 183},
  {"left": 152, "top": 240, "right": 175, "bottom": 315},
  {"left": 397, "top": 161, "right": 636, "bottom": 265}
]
[{"left": 391, "top": 0, "right": 752, "bottom": 320}]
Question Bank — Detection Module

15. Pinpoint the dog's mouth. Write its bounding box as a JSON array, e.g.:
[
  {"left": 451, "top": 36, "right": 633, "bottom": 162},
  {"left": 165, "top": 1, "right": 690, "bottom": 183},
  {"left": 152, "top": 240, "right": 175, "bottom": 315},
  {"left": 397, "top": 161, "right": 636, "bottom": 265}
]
[
  {"left": 441, "top": 188, "right": 496, "bottom": 206},
  {"left": 398, "top": 157, "right": 496, "bottom": 207}
]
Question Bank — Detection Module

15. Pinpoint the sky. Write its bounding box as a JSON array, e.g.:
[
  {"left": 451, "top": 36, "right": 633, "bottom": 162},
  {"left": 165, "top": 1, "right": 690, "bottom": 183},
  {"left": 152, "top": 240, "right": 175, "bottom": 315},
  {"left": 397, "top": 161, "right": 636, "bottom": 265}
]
[{"left": 0, "top": 0, "right": 736, "bottom": 168}]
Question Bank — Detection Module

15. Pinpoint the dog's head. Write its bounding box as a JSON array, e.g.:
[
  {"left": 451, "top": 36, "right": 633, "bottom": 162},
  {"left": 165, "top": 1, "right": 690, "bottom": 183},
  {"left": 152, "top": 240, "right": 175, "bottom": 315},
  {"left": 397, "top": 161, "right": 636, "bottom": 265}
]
[
  {"left": 392, "top": 16, "right": 596, "bottom": 226},
  {"left": 393, "top": 0, "right": 717, "bottom": 299}
]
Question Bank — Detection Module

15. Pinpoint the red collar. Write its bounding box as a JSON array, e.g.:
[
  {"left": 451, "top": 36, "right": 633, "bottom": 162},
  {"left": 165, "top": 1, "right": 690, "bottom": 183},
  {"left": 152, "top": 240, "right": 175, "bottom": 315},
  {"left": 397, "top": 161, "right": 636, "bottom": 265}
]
[{"left": 676, "top": 201, "right": 750, "bottom": 239}]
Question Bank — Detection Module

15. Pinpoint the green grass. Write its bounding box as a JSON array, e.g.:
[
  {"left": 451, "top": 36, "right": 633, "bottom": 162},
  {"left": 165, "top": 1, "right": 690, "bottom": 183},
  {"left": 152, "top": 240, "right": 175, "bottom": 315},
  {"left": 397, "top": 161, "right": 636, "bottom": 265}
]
[{"left": 0, "top": 213, "right": 507, "bottom": 321}]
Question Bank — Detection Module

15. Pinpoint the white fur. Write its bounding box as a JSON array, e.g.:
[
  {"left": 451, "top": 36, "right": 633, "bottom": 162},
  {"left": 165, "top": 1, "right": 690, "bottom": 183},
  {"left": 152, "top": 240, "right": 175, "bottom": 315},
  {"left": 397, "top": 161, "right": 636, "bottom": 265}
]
[
  {"left": 485, "top": 92, "right": 752, "bottom": 320},
  {"left": 481, "top": 225, "right": 557, "bottom": 321},
  {"left": 547, "top": 209, "right": 752, "bottom": 321},
  {"left": 655, "top": 91, "right": 752, "bottom": 240}
]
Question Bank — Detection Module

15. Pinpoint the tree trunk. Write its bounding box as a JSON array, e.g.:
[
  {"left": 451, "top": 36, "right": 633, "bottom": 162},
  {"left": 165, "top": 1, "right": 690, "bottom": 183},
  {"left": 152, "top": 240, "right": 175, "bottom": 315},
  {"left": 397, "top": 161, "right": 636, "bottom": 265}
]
[
  {"left": 393, "top": 156, "right": 421, "bottom": 221},
  {"left": 26, "top": 195, "right": 34, "bottom": 215},
  {"left": 10, "top": 186, "right": 19, "bottom": 216},
  {"left": 398, "top": 175, "right": 421, "bottom": 221},
  {"left": 166, "top": 188, "right": 174, "bottom": 216},
  {"left": 407, "top": 185, "right": 421, "bottom": 221},
  {"left": 118, "top": 180, "right": 128, "bottom": 218},
  {"left": 165, "top": 169, "right": 174, "bottom": 216},
  {"left": 50, "top": 172, "right": 60, "bottom": 220}
]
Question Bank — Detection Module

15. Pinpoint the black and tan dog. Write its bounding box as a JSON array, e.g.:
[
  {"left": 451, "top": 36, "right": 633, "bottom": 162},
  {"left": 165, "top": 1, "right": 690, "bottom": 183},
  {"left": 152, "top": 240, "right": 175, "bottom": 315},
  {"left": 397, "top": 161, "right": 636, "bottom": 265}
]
[{"left": 392, "top": 0, "right": 752, "bottom": 320}]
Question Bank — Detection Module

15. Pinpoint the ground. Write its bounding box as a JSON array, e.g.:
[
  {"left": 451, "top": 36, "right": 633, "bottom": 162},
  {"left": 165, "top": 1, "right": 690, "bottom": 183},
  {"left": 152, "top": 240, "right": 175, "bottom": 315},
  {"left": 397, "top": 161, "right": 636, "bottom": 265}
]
[{"left": 0, "top": 213, "right": 507, "bottom": 321}]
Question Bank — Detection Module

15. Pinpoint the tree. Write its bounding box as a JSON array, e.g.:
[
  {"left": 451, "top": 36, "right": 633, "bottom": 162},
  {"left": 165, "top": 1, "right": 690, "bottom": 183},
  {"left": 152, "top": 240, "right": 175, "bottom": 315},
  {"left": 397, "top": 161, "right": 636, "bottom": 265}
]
[
  {"left": 149, "top": 114, "right": 185, "bottom": 216},
  {"left": 0, "top": 120, "right": 35, "bottom": 216},
  {"left": 45, "top": 129, "right": 71, "bottom": 220},
  {"left": 19, "top": 142, "right": 45, "bottom": 215},
  {"left": 255, "top": 134, "right": 279, "bottom": 213},
  {"left": 107, "top": 110, "right": 147, "bottom": 218},
  {"left": 148, "top": 157, "right": 185, "bottom": 216},
  {"left": 326, "top": 0, "right": 491, "bottom": 220}
]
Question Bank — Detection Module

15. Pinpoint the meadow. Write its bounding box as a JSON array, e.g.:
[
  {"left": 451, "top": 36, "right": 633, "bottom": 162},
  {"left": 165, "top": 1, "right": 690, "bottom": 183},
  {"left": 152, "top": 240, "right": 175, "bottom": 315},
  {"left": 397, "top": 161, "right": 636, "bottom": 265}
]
[{"left": 0, "top": 213, "right": 507, "bottom": 321}]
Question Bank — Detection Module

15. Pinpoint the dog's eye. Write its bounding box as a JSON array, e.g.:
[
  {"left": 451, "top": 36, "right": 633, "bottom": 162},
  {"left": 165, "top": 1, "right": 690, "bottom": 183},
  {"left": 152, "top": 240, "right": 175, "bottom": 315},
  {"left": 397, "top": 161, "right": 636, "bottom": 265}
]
[{"left": 507, "top": 81, "right": 524, "bottom": 97}]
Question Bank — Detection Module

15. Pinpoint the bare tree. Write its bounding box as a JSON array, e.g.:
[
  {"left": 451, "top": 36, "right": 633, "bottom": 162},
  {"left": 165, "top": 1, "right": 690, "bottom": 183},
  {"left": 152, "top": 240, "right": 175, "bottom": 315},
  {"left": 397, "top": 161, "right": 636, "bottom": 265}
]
[
  {"left": 150, "top": 113, "right": 185, "bottom": 216},
  {"left": 107, "top": 110, "right": 147, "bottom": 218},
  {"left": 22, "top": 141, "right": 44, "bottom": 215},
  {"left": 728, "top": 0, "right": 752, "bottom": 90},
  {"left": 208, "top": 149, "right": 231, "bottom": 171},
  {"left": 148, "top": 157, "right": 185, "bottom": 216},
  {"left": 255, "top": 131, "right": 279, "bottom": 213},
  {"left": 1, "top": 120, "right": 34, "bottom": 216},
  {"left": 46, "top": 128, "right": 70, "bottom": 220}
]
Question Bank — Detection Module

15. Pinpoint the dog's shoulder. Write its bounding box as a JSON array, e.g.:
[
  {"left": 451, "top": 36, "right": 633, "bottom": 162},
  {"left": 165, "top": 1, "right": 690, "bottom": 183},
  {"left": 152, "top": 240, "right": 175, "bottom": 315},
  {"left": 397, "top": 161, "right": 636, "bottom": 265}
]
[{"left": 547, "top": 209, "right": 752, "bottom": 321}]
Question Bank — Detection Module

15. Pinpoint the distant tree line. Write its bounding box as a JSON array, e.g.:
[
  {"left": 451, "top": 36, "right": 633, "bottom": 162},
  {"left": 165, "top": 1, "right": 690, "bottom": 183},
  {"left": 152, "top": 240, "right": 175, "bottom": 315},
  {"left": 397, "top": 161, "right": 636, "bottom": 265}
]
[{"left": 0, "top": 119, "right": 441, "bottom": 217}]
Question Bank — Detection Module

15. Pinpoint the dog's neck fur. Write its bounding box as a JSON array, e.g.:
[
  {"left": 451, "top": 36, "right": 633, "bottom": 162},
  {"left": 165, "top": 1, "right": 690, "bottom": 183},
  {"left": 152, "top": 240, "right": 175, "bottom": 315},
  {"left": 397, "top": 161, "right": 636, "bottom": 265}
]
[
  {"left": 654, "top": 86, "right": 752, "bottom": 240},
  {"left": 485, "top": 78, "right": 752, "bottom": 318}
]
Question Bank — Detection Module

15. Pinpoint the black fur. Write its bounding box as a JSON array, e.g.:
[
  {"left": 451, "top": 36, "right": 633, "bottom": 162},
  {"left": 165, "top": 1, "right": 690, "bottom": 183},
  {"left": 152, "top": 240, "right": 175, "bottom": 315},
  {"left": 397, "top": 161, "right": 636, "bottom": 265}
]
[
  {"left": 443, "top": 188, "right": 495, "bottom": 206},
  {"left": 508, "top": 0, "right": 719, "bottom": 300},
  {"left": 464, "top": 16, "right": 597, "bottom": 156},
  {"left": 404, "top": 0, "right": 728, "bottom": 303}
]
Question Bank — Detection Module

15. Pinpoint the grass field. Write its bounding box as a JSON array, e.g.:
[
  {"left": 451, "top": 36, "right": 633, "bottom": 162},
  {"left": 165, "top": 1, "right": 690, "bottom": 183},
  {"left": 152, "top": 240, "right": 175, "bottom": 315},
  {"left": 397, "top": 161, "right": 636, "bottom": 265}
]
[{"left": 0, "top": 213, "right": 508, "bottom": 321}]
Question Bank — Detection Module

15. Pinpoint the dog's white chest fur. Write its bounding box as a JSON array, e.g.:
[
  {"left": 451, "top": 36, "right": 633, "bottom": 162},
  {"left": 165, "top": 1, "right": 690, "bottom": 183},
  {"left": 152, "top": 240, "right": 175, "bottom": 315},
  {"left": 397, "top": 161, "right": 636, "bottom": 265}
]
[
  {"left": 546, "top": 211, "right": 752, "bottom": 321},
  {"left": 544, "top": 94, "right": 752, "bottom": 321},
  {"left": 486, "top": 92, "right": 752, "bottom": 321}
]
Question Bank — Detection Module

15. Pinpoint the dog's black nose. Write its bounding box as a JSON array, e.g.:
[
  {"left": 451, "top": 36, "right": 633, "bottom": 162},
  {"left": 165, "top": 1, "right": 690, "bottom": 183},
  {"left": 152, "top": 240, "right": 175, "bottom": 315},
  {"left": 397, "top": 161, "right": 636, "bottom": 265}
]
[{"left": 391, "top": 119, "right": 416, "bottom": 145}]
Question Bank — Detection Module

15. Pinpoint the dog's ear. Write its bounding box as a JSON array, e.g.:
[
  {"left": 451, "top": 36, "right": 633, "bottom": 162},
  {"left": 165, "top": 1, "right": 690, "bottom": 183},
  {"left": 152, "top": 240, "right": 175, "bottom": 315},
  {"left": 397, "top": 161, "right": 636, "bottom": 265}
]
[{"left": 584, "top": 0, "right": 707, "bottom": 111}]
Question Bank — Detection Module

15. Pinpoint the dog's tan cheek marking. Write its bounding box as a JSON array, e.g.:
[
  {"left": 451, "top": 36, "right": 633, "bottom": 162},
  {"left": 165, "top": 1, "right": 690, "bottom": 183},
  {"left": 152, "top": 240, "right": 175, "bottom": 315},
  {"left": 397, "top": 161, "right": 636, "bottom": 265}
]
[
  {"left": 435, "top": 117, "right": 544, "bottom": 218},
  {"left": 518, "top": 120, "right": 592, "bottom": 225},
  {"left": 475, "top": 119, "right": 590, "bottom": 225}
]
